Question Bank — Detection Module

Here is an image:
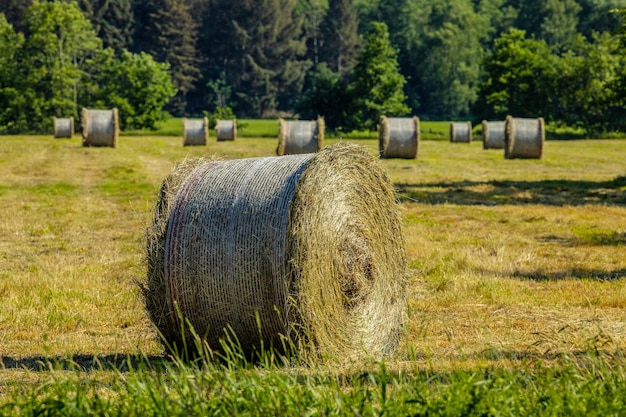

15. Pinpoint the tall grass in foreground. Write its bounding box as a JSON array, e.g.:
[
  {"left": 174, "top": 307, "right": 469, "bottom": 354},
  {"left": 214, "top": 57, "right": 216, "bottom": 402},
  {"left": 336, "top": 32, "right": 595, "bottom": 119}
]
[{"left": 2, "top": 348, "right": 626, "bottom": 415}]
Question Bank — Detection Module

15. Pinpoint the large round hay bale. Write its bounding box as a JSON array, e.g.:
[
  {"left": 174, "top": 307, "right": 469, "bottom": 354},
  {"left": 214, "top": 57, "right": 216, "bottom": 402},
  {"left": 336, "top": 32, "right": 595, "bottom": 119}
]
[
  {"left": 450, "top": 122, "right": 472, "bottom": 143},
  {"left": 183, "top": 118, "right": 209, "bottom": 146},
  {"left": 481, "top": 120, "right": 505, "bottom": 149},
  {"left": 81, "top": 108, "right": 119, "bottom": 147},
  {"left": 378, "top": 116, "right": 419, "bottom": 159},
  {"left": 504, "top": 116, "right": 544, "bottom": 159},
  {"left": 53, "top": 117, "right": 74, "bottom": 139},
  {"left": 215, "top": 119, "right": 236, "bottom": 141},
  {"left": 144, "top": 143, "right": 407, "bottom": 362},
  {"left": 276, "top": 117, "right": 325, "bottom": 156}
]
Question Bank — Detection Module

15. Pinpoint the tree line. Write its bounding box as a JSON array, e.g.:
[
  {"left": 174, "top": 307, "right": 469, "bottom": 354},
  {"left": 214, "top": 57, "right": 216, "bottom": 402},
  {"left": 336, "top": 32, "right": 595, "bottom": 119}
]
[{"left": 1, "top": 0, "right": 626, "bottom": 135}]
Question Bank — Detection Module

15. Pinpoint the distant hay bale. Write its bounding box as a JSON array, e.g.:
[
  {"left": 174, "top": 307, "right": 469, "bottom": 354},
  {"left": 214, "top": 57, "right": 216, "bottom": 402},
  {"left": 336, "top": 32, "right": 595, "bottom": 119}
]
[
  {"left": 504, "top": 116, "right": 544, "bottom": 159},
  {"left": 450, "top": 122, "right": 472, "bottom": 143},
  {"left": 481, "top": 120, "right": 505, "bottom": 149},
  {"left": 378, "top": 116, "right": 419, "bottom": 159},
  {"left": 81, "top": 108, "right": 119, "bottom": 147},
  {"left": 53, "top": 117, "right": 74, "bottom": 139},
  {"left": 144, "top": 143, "right": 407, "bottom": 362},
  {"left": 183, "top": 118, "right": 209, "bottom": 146},
  {"left": 276, "top": 117, "right": 325, "bottom": 156},
  {"left": 216, "top": 119, "right": 236, "bottom": 141}
]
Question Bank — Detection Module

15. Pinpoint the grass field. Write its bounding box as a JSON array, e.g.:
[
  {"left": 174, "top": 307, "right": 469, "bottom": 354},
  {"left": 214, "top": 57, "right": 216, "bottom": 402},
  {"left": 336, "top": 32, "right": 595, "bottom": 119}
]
[{"left": 0, "top": 132, "right": 625, "bottom": 413}]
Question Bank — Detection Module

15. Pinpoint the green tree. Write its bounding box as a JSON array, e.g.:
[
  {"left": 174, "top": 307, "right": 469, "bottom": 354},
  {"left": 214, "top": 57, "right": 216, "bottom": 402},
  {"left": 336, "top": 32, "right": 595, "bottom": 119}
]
[
  {"left": 78, "top": 0, "right": 134, "bottom": 53},
  {"left": 319, "top": 0, "right": 360, "bottom": 74},
  {"left": 0, "top": 14, "right": 27, "bottom": 133},
  {"left": 81, "top": 48, "right": 176, "bottom": 129},
  {"left": 474, "top": 29, "right": 554, "bottom": 120},
  {"left": 348, "top": 22, "right": 410, "bottom": 131},
  {"left": 133, "top": 0, "right": 200, "bottom": 115},
  {"left": 0, "top": 0, "right": 33, "bottom": 33}
]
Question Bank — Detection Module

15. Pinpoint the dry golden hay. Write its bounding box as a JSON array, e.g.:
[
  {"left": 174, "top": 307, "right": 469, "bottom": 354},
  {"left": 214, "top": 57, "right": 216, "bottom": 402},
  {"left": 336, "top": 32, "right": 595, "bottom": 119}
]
[
  {"left": 81, "top": 108, "right": 119, "bottom": 147},
  {"left": 481, "top": 120, "right": 505, "bottom": 150},
  {"left": 450, "top": 121, "right": 472, "bottom": 143},
  {"left": 276, "top": 117, "right": 325, "bottom": 156},
  {"left": 215, "top": 119, "right": 236, "bottom": 141},
  {"left": 504, "top": 116, "right": 544, "bottom": 159},
  {"left": 378, "top": 115, "right": 419, "bottom": 159},
  {"left": 183, "top": 117, "right": 209, "bottom": 146},
  {"left": 53, "top": 117, "right": 74, "bottom": 139},
  {"left": 144, "top": 143, "right": 407, "bottom": 362}
]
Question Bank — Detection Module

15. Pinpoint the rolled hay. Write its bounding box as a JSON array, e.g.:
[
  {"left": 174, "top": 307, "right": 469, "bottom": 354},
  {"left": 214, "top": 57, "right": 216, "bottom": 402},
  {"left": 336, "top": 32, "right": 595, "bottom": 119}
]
[
  {"left": 276, "top": 117, "right": 325, "bottom": 156},
  {"left": 504, "top": 116, "right": 544, "bottom": 159},
  {"left": 81, "top": 108, "right": 119, "bottom": 147},
  {"left": 53, "top": 117, "right": 74, "bottom": 139},
  {"left": 450, "top": 121, "right": 472, "bottom": 143},
  {"left": 183, "top": 117, "right": 209, "bottom": 146},
  {"left": 144, "top": 143, "right": 407, "bottom": 362},
  {"left": 378, "top": 116, "right": 419, "bottom": 159},
  {"left": 481, "top": 120, "right": 505, "bottom": 149},
  {"left": 215, "top": 119, "right": 236, "bottom": 141}
]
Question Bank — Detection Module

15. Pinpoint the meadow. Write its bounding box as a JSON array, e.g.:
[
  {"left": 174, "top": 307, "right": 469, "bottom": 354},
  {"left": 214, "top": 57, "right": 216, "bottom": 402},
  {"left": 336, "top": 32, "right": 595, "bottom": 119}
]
[{"left": 0, "top": 122, "right": 625, "bottom": 414}]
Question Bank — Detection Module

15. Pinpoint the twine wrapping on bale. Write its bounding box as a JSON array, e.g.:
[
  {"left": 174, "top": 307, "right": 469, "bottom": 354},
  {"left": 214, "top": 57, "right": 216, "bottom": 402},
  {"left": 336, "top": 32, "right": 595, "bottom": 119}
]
[
  {"left": 504, "top": 116, "right": 544, "bottom": 159},
  {"left": 81, "top": 108, "right": 119, "bottom": 147},
  {"left": 53, "top": 117, "right": 74, "bottom": 139},
  {"left": 378, "top": 116, "right": 419, "bottom": 159},
  {"left": 481, "top": 120, "right": 505, "bottom": 149},
  {"left": 450, "top": 122, "right": 472, "bottom": 143},
  {"left": 215, "top": 119, "right": 236, "bottom": 141},
  {"left": 183, "top": 118, "right": 209, "bottom": 146},
  {"left": 276, "top": 117, "right": 325, "bottom": 156},
  {"left": 144, "top": 143, "right": 407, "bottom": 362}
]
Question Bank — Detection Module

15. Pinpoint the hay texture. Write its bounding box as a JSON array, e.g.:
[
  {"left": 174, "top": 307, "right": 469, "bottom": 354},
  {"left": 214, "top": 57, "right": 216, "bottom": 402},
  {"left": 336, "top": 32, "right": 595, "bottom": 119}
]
[
  {"left": 145, "top": 143, "right": 407, "bottom": 361},
  {"left": 276, "top": 118, "right": 325, "bottom": 156},
  {"left": 378, "top": 116, "right": 419, "bottom": 159},
  {"left": 504, "top": 116, "right": 544, "bottom": 159},
  {"left": 215, "top": 119, "right": 236, "bottom": 141},
  {"left": 53, "top": 117, "right": 74, "bottom": 139},
  {"left": 481, "top": 120, "right": 505, "bottom": 149},
  {"left": 81, "top": 108, "right": 119, "bottom": 147},
  {"left": 183, "top": 118, "right": 209, "bottom": 146},
  {"left": 450, "top": 122, "right": 472, "bottom": 143}
]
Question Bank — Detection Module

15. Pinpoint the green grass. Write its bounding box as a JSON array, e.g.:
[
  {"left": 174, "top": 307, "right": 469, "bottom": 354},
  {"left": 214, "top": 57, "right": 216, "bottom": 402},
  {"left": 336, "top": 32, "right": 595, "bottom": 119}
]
[{"left": 0, "top": 133, "right": 625, "bottom": 413}]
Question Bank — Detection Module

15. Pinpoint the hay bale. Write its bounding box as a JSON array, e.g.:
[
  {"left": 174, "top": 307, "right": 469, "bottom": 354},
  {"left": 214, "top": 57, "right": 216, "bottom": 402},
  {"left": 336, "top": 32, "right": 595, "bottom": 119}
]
[
  {"left": 144, "top": 143, "right": 407, "bottom": 361},
  {"left": 183, "top": 118, "right": 209, "bottom": 146},
  {"left": 215, "top": 119, "right": 236, "bottom": 141},
  {"left": 378, "top": 116, "right": 419, "bottom": 159},
  {"left": 504, "top": 116, "right": 544, "bottom": 159},
  {"left": 276, "top": 117, "right": 325, "bottom": 156},
  {"left": 53, "top": 117, "right": 74, "bottom": 139},
  {"left": 450, "top": 122, "right": 472, "bottom": 143},
  {"left": 81, "top": 108, "right": 119, "bottom": 147},
  {"left": 481, "top": 120, "right": 505, "bottom": 149}
]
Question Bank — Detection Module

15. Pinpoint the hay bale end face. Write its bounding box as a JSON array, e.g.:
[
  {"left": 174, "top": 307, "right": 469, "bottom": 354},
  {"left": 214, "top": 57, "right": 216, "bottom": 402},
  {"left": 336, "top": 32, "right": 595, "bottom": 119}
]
[
  {"left": 276, "top": 117, "right": 325, "bottom": 156},
  {"left": 183, "top": 118, "right": 209, "bottom": 146},
  {"left": 482, "top": 120, "right": 506, "bottom": 149},
  {"left": 504, "top": 116, "right": 544, "bottom": 159},
  {"left": 81, "top": 108, "right": 119, "bottom": 147},
  {"left": 53, "top": 117, "right": 74, "bottom": 139},
  {"left": 378, "top": 116, "right": 419, "bottom": 159},
  {"left": 450, "top": 122, "right": 472, "bottom": 143},
  {"left": 145, "top": 143, "right": 407, "bottom": 361},
  {"left": 216, "top": 119, "right": 236, "bottom": 141}
]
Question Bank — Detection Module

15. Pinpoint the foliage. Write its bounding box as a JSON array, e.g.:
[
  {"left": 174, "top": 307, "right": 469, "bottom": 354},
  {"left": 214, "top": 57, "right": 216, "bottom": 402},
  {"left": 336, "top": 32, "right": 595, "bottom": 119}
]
[
  {"left": 348, "top": 22, "right": 410, "bottom": 131},
  {"left": 318, "top": 0, "right": 360, "bottom": 74},
  {"left": 78, "top": 0, "right": 134, "bottom": 53}
]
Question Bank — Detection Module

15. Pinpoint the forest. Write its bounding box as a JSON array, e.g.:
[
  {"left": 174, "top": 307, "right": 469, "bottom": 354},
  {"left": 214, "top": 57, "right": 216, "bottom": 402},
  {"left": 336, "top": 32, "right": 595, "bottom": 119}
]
[{"left": 1, "top": 0, "right": 626, "bottom": 135}]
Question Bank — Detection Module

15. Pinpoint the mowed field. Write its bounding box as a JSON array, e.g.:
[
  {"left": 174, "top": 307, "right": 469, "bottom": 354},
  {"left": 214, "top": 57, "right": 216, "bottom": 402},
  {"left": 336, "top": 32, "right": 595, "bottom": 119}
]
[{"left": 0, "top": 130, "right": 625, "bottom": 411}]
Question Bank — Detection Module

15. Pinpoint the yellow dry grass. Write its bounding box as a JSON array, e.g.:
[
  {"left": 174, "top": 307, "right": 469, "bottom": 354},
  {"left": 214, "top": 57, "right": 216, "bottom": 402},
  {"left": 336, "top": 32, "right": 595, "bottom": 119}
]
[{"left": 0, "top": 134, "right": 624, "bottom": 382}]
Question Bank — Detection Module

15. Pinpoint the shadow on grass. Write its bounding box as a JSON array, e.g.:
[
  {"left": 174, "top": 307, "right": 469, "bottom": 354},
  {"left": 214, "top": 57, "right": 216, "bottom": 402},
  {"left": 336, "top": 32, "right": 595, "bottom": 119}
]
[
  {"left": 0, "top": 354, "right": 168, "bottom": 372},
  {"left": 479, "top": 267, "right": 626, "bottom": 281},
  {"left": 396, "top": 176, "right": 626, "bottom": 206}
]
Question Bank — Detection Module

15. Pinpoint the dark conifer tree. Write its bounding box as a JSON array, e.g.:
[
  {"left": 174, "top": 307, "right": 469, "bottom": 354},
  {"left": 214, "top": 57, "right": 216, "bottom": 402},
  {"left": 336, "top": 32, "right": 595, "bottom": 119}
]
[
  {"left": 132, "top": 0, "right": 200, "bottom": 115},
  {"left": 78, "top": 0, "right": 134, "bottom": 53},
  {"left": 0, "top": 0, "right": 34, "bottom": 33},
  {"left": 318, "top": 0, "right": 359, "bottom": 75}
]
